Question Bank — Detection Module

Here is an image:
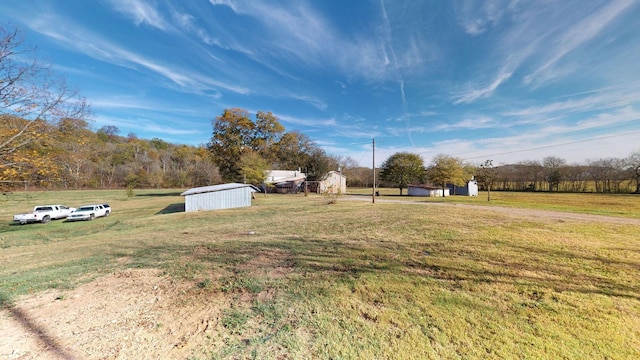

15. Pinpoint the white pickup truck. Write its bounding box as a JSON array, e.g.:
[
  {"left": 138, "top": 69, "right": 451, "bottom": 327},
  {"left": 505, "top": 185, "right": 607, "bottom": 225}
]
[
  {"left": 65, "top": 204, "right": 111, "bottom": 222},
  {"left": 13, "top": 205, "right": 76, "bottom": 225}
]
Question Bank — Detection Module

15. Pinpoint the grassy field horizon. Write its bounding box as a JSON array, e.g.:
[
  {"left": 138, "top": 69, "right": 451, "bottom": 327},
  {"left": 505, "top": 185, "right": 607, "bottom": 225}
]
[{"left": 1, "top": 189, "right": 639, "bottom": 359}]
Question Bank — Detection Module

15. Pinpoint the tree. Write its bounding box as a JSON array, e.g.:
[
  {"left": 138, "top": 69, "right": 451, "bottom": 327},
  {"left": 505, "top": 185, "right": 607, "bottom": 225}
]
[
  {"left": 542, "top": 156, "right": 566, "bottom": 192},
  {"left": 208, "top": 108, "right": 333, "bottom": 183},
  {"left": 476, "top": 160, "right": 499, "bottom": 201},
  {"left": 629, "top": 150, "right": 640, "bottom": 193},
  {"left": 52, "top": 118, "right": 95, "bottom": 189},
  {"left": 426, "top": 154, "right": 468, "bottom": 196},
  {"left": 150, "top": 137, "right": 169, "bottom": 150},
  {"left": 1, "top": 26, "right": 89, "bottom": 184},
  {"left": 97, "top": 125, "right": 120, "bottom": 142},
  {"left": 253, "top": 111, "right": 284, "bottom": 164},
  {"left": 0, "top": 115, "right": 50, "bottom": 185},
  {"left": 239, "top": 150, "right": 268, "bottom": 185},
  {"left": 273, "top": 131, "right": 311, "bottom": 168},
  {"left": 208, "top": 108, "right": 255, "bottom": 182},
  {"left": 379, "top": 152, "right": 425, "bottom": 195}
]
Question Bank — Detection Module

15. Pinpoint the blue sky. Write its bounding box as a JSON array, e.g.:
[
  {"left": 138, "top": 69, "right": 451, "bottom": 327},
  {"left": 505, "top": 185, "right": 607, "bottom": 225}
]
[{"left": 2, "top": 0, "right": 640, "bottom": 167}]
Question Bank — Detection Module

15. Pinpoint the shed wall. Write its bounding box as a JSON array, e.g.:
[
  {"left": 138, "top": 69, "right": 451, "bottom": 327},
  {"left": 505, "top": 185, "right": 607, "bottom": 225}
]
[
  {"left": 408, "top": 187, "right": 450, "bottom": 197},
  {"left": 447, "top": 181, "right": 479, "bottom": 196},
  {"left": 184, "top": 187, "right": 252, "bottom": 212},
  {"left": 467, "top": 181, "right": 479, "bottom": 196},
  {"left": 319, "top": 173, "right": 346, "bottom": 193},
  {"left": 408, "top": 187, "right": 430, "bottom": 196}
]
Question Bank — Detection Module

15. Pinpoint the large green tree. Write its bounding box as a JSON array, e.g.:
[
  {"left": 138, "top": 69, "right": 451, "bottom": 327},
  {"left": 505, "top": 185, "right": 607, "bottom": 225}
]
[
  {"left": 239, "top": 150, "right": 268, "bottom": 185},
  {"left": 209, "top": 108, "right": 327, "bottom": 183},
  {"left": 380, "top": 152, "right": 425, "bottom": 195},
  {"left": 271, "top": 131, "right": 332, "bottom": 180},
  {"left": 208, "top": 108, "right": 256, "bottom": 182},
  {"left": 426, "top": 154, "right": 468, "bottom": 197},
  {"left": 253, "top": 111, "right": 285, "bottom": 164}
]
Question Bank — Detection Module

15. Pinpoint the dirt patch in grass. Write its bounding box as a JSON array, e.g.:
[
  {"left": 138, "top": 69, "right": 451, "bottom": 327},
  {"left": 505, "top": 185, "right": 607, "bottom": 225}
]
[
  {"left": 237, "top": 248, "right": 294, "bottom": 279},
  {"left": 0, "top": 268, "right": 224, "bottom": 360}
]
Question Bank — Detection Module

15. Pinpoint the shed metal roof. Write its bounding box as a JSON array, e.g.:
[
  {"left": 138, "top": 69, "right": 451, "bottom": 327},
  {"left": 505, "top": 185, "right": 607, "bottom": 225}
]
[
  {"left": 408, "top": 184, "right": 443, "bottom": 190},
  {"left": 181, "top": 183, "right": 260, "bottom": 196}
]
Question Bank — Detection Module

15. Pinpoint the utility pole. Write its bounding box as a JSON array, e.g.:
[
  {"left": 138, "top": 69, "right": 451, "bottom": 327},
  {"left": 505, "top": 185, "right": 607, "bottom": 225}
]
[{"left": 372, "top": 138, "right": 376, "bottom": 203}]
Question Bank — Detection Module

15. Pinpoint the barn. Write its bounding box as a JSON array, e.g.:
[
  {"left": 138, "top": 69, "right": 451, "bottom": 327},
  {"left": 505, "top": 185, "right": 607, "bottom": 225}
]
[
  {"left": 181, "top": 183, "right": 261, "bottom": 212},
  {"left": 407, "top": 184, "right": 450, "bottom": 197}
]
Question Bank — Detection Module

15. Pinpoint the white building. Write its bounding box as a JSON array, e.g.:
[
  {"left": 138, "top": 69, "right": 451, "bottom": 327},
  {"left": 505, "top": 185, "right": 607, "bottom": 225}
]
[
  {"left": 447, "top": 180, "right": 479, "bottom": 196},
  {"left": 319, "top": 171, "right": 347, "bottom": 194},
  {"left": 407, "top": 185, "right": 450, "bottom": 197},
  {"left": 264, "top": 170, "right": 306, "bottom": 193},
  {"left": 181, "top": 183, "right": 260, "bottom": 212}
]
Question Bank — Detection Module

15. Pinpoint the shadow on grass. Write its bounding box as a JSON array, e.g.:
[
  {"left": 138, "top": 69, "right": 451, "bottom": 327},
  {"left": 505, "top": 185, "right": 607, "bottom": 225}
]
[
  {"left": 155, "top": 203, "right": 185, "bottom": 215},
  {"left": 1, "top": 291, "right": 78, "bottom": 359}
]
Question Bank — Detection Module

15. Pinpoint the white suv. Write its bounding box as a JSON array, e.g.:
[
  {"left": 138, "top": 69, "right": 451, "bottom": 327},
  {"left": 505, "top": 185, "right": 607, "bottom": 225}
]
[{"left": 66, "top": 204, "right": 111, "bottom": 222}]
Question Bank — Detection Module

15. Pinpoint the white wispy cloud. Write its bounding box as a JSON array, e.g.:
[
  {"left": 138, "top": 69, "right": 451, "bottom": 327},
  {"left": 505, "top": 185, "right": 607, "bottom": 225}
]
[
  {"left": 425, "top": 106, "right": 640, "bottom": 164},
  {"left": 385, "top": 125, "right": 427, "bottom": 137},
  {"left": 456, "top": 0, "right": 512, "bottom": 36},
  {"left": 435, "top": 116, "right": 496, "bottom": 131},
  {"left": 449, "top": 0, "right": 634, "bottom": 104},
  {"left": 277, "top": 114, "right": 337, "bottom": 128},
  {"left": 20, "top": 11, "right": 252, "bottom": 96},
  {"left": 453, "top": 71, "right": 512, "bottom": 104},
  {"left": 523, "top": 0, "right": 635, "bottom": 86},
  {"left": 90, "top": 96, "right": 208, "bottom": 118},
  {"left": 93, "top": 114, "right": 201, "bottom": 136},
  {"left": 504, "top": 87, "right": 640, "bottom": 117},
  {"left": 107, "top": 0, "right": 173, "bottom": 31},
  {"left": 207, "top": 0, "right": 394, "bottom": 82},
  {"left": 576, "top": 107, "right": 640, "bottom": 128}
]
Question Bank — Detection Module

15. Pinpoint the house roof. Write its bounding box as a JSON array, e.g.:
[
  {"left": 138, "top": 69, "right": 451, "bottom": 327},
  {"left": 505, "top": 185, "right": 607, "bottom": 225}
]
[
  {"left": 181, "top": 183, "right": 260, "bottom": 196},
  {"left": 264, "top": 169, "right": 306, "bottom": 184}
]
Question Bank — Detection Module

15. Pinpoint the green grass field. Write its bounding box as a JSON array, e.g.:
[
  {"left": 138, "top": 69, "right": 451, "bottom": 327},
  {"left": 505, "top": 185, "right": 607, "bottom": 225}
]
[{"left": 1, "top": 189, "right": 639, "bottom": 359}]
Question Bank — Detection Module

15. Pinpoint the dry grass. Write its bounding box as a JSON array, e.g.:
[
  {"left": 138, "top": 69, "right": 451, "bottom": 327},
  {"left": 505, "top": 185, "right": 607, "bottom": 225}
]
[{"left": 1, "top": 189, "right": 639, "bottom": 359}]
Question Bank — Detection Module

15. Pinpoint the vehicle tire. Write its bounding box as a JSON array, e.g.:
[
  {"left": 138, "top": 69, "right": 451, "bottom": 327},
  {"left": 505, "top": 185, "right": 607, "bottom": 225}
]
[
  {"left": 41, "top": 216, "right": 51, "bottom": 224},
  {"left": 89, "top": 213, "right": 95, "bottom": 220},
  {"left": 105, "top": 210, "right": 110, "bottom": 217}
]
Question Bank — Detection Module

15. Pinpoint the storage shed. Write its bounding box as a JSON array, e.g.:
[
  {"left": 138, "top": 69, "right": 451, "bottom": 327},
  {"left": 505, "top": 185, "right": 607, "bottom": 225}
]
[
  {"left": 447, "top": 180, "right": 479, "bottom": 196},
  {"left": 407, "top": 185, "right": 450, "bottom": 197},
  {"left": 181, "top": 183, "right": 260, "bottom": 212},
  {"left": 318, "top": 171, "right": 347, "bottom": 194}
]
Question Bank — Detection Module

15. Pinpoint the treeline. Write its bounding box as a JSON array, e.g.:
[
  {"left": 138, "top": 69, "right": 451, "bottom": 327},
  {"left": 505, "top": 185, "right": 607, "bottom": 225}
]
[
  {"left": 1, "top": 115, "right": 220, "bottom": 190},
  {"left": 481, "top": 156, "right": 640, "bottom": 193},
  {"left": 354, "top": 152, "right": 640, "bottom": 195},
  {"left": 1, "top": 109, "right": 360, "bottom": 191}
]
